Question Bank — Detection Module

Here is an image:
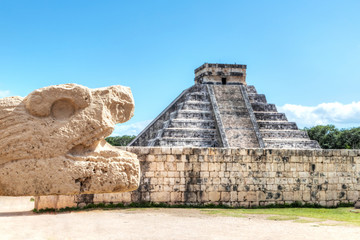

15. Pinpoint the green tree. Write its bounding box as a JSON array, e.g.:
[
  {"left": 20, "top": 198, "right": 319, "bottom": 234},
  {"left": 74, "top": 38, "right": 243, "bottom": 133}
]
[
  {"left": 337, "top": 128, "right": 360, "bottom": 149},
  {"left": 105, "top": 135, "right": 136, "bottom": 146},
  {"left": 305, "top": 125, "right": 360, "bottom": 149},
  {"left": 305, "top": 125, "right": 339, "bottom": 149}
]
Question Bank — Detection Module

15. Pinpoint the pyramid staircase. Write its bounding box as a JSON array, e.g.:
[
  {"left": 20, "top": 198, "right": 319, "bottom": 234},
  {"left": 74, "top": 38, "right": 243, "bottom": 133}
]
[{"left": 209, "top": 85, "right": 260, "bottom": 148}]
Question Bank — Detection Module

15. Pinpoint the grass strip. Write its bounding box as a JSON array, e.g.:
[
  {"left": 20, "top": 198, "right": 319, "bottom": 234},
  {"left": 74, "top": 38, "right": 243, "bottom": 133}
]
[
  {"left": 33, "top": 201, "right": 355, "bottom": 213},
  {"left": 201, "top": 207, "right": 360, "bottom": 226}
]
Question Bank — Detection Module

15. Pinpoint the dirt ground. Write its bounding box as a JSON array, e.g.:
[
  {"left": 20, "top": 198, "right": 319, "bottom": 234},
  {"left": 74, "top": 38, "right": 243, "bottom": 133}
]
[{"left": 1, "top": 197, "right": 360, "bottom": 240}]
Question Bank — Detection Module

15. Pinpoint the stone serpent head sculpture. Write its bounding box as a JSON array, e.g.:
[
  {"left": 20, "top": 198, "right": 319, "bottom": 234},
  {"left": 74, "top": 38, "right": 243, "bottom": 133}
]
[{"left": 0, "top": 84, "right": 140, "bottom": 196}]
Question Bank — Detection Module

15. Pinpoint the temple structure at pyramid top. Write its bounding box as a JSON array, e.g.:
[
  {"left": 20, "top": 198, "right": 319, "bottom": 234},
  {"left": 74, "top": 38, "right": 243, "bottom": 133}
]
[
  {"left": 194, "top": 63, "right": 247, "bottom": 85},
  {"left": 129, "top": 63, "right": 320, "bottom": 149}
]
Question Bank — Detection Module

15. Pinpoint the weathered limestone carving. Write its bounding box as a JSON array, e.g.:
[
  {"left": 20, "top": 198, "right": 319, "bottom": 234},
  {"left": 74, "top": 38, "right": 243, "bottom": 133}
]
[{"left": 0, "top": 84, "right": 140, "bottom": 196}]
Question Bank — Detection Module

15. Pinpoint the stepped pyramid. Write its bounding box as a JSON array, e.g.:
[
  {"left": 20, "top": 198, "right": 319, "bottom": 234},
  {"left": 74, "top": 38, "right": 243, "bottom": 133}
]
[{"left": 130, "top": 63, "right": 320, "bottom": 149}]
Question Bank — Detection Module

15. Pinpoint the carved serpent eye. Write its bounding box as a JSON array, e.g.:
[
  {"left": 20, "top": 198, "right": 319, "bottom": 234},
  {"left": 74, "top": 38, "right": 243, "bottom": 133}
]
[{"left": 51, "top": 99, "right": 75, "bottom": 120}]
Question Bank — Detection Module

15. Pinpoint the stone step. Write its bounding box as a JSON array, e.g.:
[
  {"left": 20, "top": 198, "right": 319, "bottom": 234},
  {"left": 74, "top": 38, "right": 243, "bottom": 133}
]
[
  {"left": 169, "top": 119, "right": 216, "bottom": 129},
  {"left": 260, "top": 130, "right": 309, "bottom": 139},
  {"left": 180, "top": 101, "right": 212, "bottom": 111},
  {"left": 214, "top": 91, "right": 242, "bottom": 97},
  {"left": 247, "top": 94, "right": 267, "bottom": 104},
  {"left": 254, "top": 112, "right": 287, "bottom": 121},
  {"left": 162, "top": 128, "right": 217, "bottom": 138},
  {"left": 215, "top": 96, "right": 243, "bottom": 102},
  {"left": 225, "top": 129, "right": 259, "bottom": 139},
  {"left": 159, "top": 137, "right": 219, "bottom": 147},
  {"left": 176, "top": 110, "right": 214, "bottom": 120},
  {"left": 219, "top": 110, "right": 251, "bottom": 118},
  {"left": 222, "top": 118, "right": 253, "bottom": 129},
  {"left": 257, "top": 121, "right": 298, "bottom": 130},
  {"left": 251, "top": 103, "right": 277, "bottom": 112},
  {"left": 217, "top": 101, "right": 247, "bottom": 110},
  {"left": 246, "top": 85, "right": 258, "bottom": 94},
  {"left": 218, "top": 106, "right": 248, "bottom": 112},
  {"left": 264, "top": 139, "right": 321, "bottom": 149},
  {"left": 187, "top": 92, "right": 209, "bottom": 101}
]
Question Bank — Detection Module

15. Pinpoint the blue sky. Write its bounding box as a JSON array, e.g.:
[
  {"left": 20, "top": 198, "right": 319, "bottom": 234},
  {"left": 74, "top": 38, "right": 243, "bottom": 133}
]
[{"left": 1, "top": 0, "right": 359, "bottom": 135}]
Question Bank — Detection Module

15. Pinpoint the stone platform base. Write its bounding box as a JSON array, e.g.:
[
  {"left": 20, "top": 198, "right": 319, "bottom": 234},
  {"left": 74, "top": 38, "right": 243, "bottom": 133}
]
[
  {"left": 35, "top": 193, "right": 133, "bottom": 210},
  {"left": 36, "top": 147, "right": 360, "bottom": 210}
]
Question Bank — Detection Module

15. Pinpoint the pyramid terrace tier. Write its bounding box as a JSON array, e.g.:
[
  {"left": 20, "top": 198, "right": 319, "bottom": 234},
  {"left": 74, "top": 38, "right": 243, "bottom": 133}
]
[
  {"left": 251, "top": 102, "right": 278, "bottom": 112},
  {"left": 169, "top": 119, "right": 217, "bottom": 129},
  {"left": 254, "top": 112, "right": 287, "bottom": 121},
  {"left": 247, "top": 94, "right": 267, "bottom": 104},
  {"left": 263, "top": 139, "right": 321, "bottom": 149},
  {"left": 162, "top": 128, "right": 217, "bottom": 138},
  {"left": 158, "top": 137, "right": 220, "bottom": 147},
  {"left": 260, "top": 130, "right": 310, "bottom": 139},
  {"left": 180, "top": 101, "right": 212, "bottom": 111},
  {"left": 176, "top": 110, "right": 214, "bottom": 120},
  {"left": 257, "top": 121, "right": 299, "bottom": 130}
]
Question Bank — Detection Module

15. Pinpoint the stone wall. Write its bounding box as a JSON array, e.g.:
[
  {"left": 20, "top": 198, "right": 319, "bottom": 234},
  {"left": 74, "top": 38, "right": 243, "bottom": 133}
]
[{"left": 36, "top": 147, "right": 360, "bottom": 209}]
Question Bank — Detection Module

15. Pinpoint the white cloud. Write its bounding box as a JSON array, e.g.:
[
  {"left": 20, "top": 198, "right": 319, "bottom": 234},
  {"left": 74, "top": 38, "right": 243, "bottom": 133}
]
[
  {"left": 0, "top": 90, "right": 10, "bottom": 98},
  {"left": 278, "top": 101, "right": 360, "bottom": 129},
  {"left": 111, "top": 119, "right": 152, "bottom": 136}
]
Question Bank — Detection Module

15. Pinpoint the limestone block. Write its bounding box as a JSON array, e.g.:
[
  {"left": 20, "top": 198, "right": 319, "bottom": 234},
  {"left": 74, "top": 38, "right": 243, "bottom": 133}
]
[
  {"left": 94, "top": 192, "right": 132, "bottom": 203},
  {"left": 209, "top": 192, "right": 221, "bottom": 202},
  {"left": 246, "top": 192, "right": 257, "bottom": 202},
  {"left": 150, "top": 178, "right": 158, "bottom": 185},
  {"left": 163, "top": 178, "right": 170, "bottom": 185},
  {"left": 283, "top": 192, "right": 294, "bottom": 201},
  {"left": 157, "top": 155, "right": 167, "bottom": 162},
  {"left": 159, "top": 171, "right": 168, "bottom": 177},
  {"left": 303, "top": 192, "right": 311, "bottom": 201},
  {"left": 171, "top": 147, "right": 183, "bottom": 155},
  {"left": 170, "top": 192, "right": 183, "bottom": 202},
  {"left": 166, "top": 155, "right": 175, "bottom": 162},
  {"left": 151, "top": 192, "right": 170, "bottom": 202},
  {"left": 150, "top": 148, "right": 162, "bottom": 155},
  {"left": 34, "top": 195, "right": 77, "bottom": 210},
  {"left": 176, "top": 162, "right": 185, "bottom": 171},
  {"left": 193, "top": 163, "right": 201, "bottom": 172},
  {"left": 0, "top": 84, "right": 140, "bottom": 196},
  {"left": 238, "top": 192, "right": 247, "bottom": 202},
  {"left": 185, "top": 192, "right": 197, "bottom": 202},
  {"left": 257, "top": 191, "right": 266, "bottom": 201},
  {"left": 167, "top": 171, "right": 179, "bottom": 178},
  {"left": 200, "top": 192, "right": 209, "bottom": 202},
  {"left": 200, "top": 172, "right": 209, "bottom": 178},
  {"left": 189, "top": 155, "right": 198, "bottom": 162},
  {"left": 220, "top": 192, "right": 230, "bottom": 202},
  {"left": 146, "top": 155, "right": 156, "bottom": 162},
  {"left": 137, "top": 147, "right": 150, "bottom": 155},
  {"left": 347, "top": 191, "right": 359, "bottom": 201},
  {"left": 157, "top": 162, "right": 165, "bottom": 171},
  {"left": 230, "top": 191, "right": 238, "bottom": 201},
  {"left": 208, "top": 163, "right": 217, "bottom": 172},
  {"left": 145, "top": 172, "right": 154, "bottom": 178},
  {"left": 148, "top": 162, "right": 157, "bottom": 171},
  {"left": 165, "top": 162, "right": 176, "bottom": 171},
  {"left": 161, "top": 147, "right": 171, "bottom": 154},
  {"left": 201, "top": 162, "right": 209, "bottom": 171}
]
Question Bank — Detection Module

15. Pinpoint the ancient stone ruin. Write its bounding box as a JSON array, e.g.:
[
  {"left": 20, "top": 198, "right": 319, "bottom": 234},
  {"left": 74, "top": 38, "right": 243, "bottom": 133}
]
[
  {"left": 0, "top": 83, "right": 140, "bottom": 196},
  {"left": 130, "top": 63, "right": 320, "bottom": 149},
  {"left": 33, "top": 65, "right": 360, "bottom": 210}
]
